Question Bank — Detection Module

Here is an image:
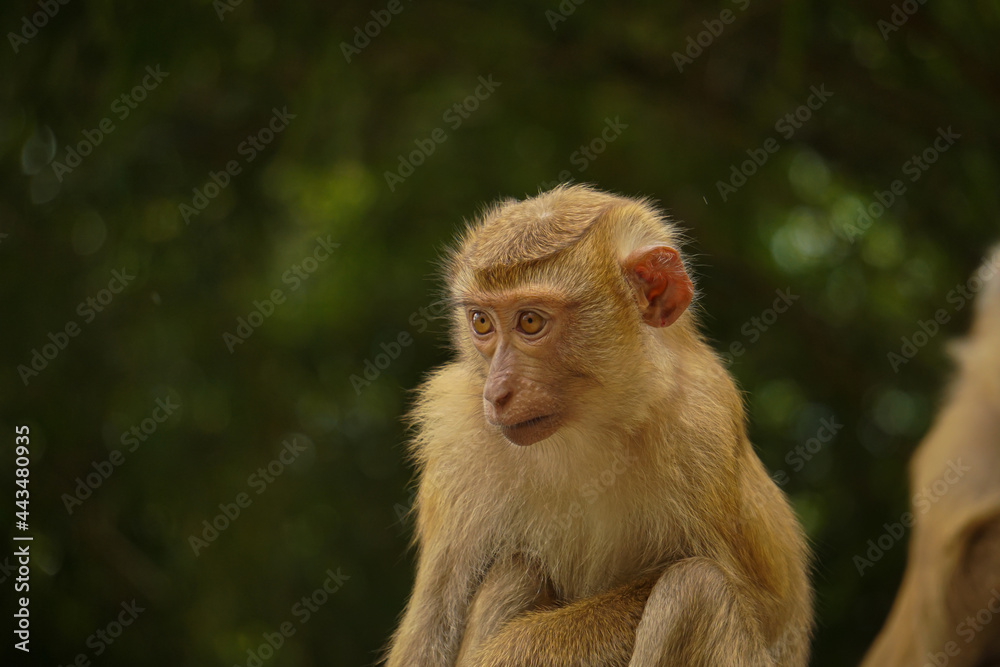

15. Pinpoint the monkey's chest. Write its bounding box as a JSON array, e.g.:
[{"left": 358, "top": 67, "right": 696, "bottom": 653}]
[{"left": 515, "top": 495, "right": 655, "bottom": 598}]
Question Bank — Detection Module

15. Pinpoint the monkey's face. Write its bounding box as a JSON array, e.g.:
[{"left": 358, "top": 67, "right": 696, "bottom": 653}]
[
  {"left": 458, "top": 243, "right": 695, "bottom": 447},
  {"left": 463, "top": 291, "right": 581, "bottom": 447},
  {"left": 449, "top": 187, "right": 696, "bottom": 447}
]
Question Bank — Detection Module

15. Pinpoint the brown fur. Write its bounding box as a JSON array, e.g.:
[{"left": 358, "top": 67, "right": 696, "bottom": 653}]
[
  {"left": 385, "top": 185, "right": 813, "bottom": 667},
  {"left": 862, "top": 248, "right": 1000, "bottom": 667}
]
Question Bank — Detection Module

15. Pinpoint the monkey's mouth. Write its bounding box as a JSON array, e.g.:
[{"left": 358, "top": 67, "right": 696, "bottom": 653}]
[
  {"left": 508, "top": 415, "right": 551, "bottom": 429},
  {"left": 497, "top": 414, "right": 560, "bottom": 447}
]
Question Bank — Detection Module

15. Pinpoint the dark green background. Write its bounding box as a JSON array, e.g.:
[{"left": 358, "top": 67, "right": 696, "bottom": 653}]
[{"left": 2, "top": 1, "right": 998, "bottom": 665}]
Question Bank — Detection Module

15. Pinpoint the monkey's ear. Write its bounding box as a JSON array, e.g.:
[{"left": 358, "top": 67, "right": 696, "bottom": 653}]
[{"left": 623, "top": 245, "right": 693, "bottom": 327}]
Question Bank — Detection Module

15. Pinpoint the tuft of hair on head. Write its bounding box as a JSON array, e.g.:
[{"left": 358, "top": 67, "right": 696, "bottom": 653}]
[{"left": 445, "top": 184, "right": 691, "bottom": 301}]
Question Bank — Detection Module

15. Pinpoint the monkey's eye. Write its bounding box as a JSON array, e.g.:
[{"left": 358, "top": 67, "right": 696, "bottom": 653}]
[
  {"left": 470, "top": 311, "right": 494, "bottom": 335},
  {"left": 518, "top": 311, "right": 545, "bottom": 335}
]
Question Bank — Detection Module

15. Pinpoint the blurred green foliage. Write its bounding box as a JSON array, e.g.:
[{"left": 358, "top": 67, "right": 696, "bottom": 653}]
[{"left": 1, "top": 1, "right": 999, "bottom": 665}]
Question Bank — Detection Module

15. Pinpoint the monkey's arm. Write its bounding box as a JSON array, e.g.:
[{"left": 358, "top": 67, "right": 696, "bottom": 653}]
[
  {"left": 465, "top": 558, "right": 783, "bottom": 667},
  {"left": 460, "top": 566, "right": 656, "bottom": 667},
  {"left": 455, "top": 556, "right": 556, "bottom": 666},
  {"left": 386, "top": 476, "right": 489, "bottom": 667},
  {"left": 385, "top": 539, "right": 473, "bottom": 667},
  {"left": 628, "top": 558, "right": 778, "bottom": 667}
]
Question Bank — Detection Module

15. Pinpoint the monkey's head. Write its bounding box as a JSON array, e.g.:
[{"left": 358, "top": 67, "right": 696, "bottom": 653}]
[{"left": 445, "top": 185, "right": 695, "bottom": 447}]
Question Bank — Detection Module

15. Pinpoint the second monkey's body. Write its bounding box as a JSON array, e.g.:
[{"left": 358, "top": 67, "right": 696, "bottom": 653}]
[{"left": 387, "top": 185, "right": 813, "bottom": 667}]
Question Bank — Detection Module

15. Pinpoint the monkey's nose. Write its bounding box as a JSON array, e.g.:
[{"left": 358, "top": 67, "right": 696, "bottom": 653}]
[{"left": 484, "top": 382, "right": 513, "bottom": 409}]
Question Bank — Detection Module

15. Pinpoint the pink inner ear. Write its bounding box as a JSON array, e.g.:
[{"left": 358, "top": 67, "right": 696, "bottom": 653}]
[{"left": 624, "top": 245, "right": 693, "bottom": 328}]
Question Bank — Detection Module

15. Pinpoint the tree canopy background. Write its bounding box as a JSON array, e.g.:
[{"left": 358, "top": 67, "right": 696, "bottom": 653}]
[{"left": 2, "top": 1, "right": 998, "bottom": 665}]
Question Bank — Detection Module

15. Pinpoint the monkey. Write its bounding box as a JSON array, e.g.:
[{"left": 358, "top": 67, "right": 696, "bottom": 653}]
[
  {"left": 862, "top": 248, "right": 1000, "bottom": 667},
  {"left": 385, "top": 184, "right": 813, "bottom": 667}
]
